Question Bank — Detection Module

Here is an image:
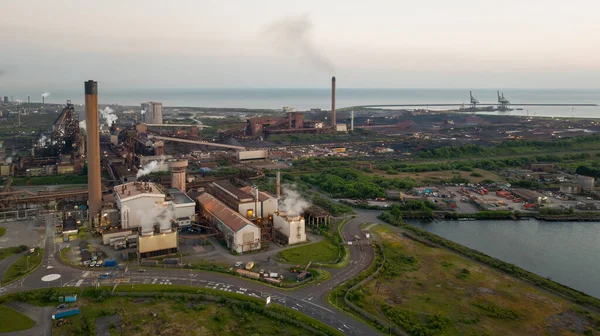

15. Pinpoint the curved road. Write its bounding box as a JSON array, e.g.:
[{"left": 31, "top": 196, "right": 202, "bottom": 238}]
[{"left": 0, "top": 213, "right": 383, "bottom": 335}]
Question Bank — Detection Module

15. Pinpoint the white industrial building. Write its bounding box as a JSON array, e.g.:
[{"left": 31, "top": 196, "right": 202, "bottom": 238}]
[
  {"left": 197, "top": 193, "right": 261, "bottom": 253},
  {"left": 238, "top": 150, "right": 268, "bottom": 162},
  {"left": 273, "top": 212, "right": 307, "bottom": 245},
  {"left": 114, "top": 182, "right": 194, "bottom": 230},
  {"left": 115, "top": 182, "right": 167, "bottom": 230},
  {"left": 138, "top": 230, "right": 178, "bottom": 259},
  {"left": 238, "top": 186, "right": 278, "bottom": 219},
  {"left": 165, "top": 187, "right": 195, "bottom": 227}
]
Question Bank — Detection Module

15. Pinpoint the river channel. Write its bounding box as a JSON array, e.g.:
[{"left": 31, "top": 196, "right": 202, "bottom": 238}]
[{"left": 407, "top": 219, "right": 600, "bottom": 298}]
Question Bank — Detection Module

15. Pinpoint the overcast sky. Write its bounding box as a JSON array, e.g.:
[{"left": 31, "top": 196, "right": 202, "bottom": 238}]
[{"left": 1, "top": 0, "right": 599, "bottom": 91}]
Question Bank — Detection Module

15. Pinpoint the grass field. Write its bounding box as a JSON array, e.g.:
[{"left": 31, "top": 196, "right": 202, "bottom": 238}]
[
  {"left": 352, "top": 226, "right": 600, "bottom": 336},
  {"left": 0, "top": 305, "right": 35, "bottom": 332},
  {"left": 0, "top": 226, "right": 5, "bottom": 238},
  {"left": 278, "top": 238, "right": 340, "bottom": 265},
  {"left": 2, "top": 248, "right": 44, "bottom": 284},
  {"left": 371, "top": 168, "right": 504, "bottom": 184},
  {"left": 0, "top": 246, "right": 27, "bottom": 261},
  {"left": 53, "top": 293, "right": 333, "bottom": 336}
]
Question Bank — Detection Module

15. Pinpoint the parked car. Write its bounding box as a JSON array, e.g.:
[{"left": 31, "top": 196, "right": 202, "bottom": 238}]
[
  {"left": 56, "top": 303, "right": 66, "bottom": 309},
  {"left": 234, "top": 261, "right": 243, "bottom": 268},
  {"left": 138, "top": 269, "right": 147, "bottom": 273},
  {"left": 89, "top": 261, "right": 96, "bottom": 267},
  {"left": 96, "top": 260, "right": 103, "bottom": 267}
]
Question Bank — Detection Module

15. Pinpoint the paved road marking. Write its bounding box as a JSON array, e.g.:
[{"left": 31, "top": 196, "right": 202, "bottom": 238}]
[
  {"left": 75, "top": 279, "right": 84, "bottom": 287},
  {"left": 82, "top": 271, "right": 90, "bottom": 278}
]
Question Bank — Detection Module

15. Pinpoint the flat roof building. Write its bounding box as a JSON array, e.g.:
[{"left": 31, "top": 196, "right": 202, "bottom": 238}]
[{"left": 114, "top": 181, "right": 166, "bottom": 229}]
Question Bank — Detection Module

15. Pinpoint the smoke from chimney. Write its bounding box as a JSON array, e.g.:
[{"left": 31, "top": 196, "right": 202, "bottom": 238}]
[
  {"left": 263, "top": 14, "right": 335, "bottom": 74},
  {"left": 100, "top": 107, "right": 118, "bottom": 128},
  {"left": 137, "top": 156, "right": 166, "bottom": 179}
]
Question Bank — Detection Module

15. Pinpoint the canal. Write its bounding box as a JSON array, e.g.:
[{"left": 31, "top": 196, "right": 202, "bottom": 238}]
[{"left": 408, "top": 219, "right": 600, "bottom": 298}]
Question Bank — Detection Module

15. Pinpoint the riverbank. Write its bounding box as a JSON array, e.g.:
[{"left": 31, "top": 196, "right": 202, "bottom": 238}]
[
  {"left": 348, "top": 225, "right": 600, "bottom": 335},
  {"left": 378, "top": 210, "right": 600, "bottom": 309}
]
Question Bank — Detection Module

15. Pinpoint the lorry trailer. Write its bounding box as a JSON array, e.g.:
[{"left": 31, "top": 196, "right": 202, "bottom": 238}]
[{"left": 52, "top": 307, "right": 80, "bottom": 320}]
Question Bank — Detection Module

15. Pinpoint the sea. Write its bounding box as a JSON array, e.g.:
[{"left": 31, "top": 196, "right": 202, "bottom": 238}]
[{"left": 14, "top": 88, "right": 600, "bottom": 118}]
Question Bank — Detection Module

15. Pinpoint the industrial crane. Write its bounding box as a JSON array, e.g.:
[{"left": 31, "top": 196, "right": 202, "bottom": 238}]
[
  {"left": 498, "top": 91, "right": 511, "bottom": 111},
  {"left": 469, "top": 91, "right": 479, "bottom": 109}
]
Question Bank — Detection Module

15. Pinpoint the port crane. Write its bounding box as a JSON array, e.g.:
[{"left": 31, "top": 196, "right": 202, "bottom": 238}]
[
  {"left": 497, "top": 91, "right": 511, "bottom": 111},
  {"left": 469, "top": 91, "right": 479, "bottom": 109}
]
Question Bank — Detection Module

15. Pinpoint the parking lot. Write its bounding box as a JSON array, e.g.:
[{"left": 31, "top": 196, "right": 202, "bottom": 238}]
[{"left": 0, "top": 219, "right": 45, "bottom": 249}]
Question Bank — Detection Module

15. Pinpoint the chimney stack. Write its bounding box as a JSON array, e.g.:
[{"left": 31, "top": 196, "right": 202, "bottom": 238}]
[
  {"left": 276, "top": 171, "right": 281, "bottom": 199},
  {"left": 85, "top": 80, "right": 102, "bottom": 229},
  {"left": 331, "top": 76, "right": 336, "bottom": 128},
  {"left": 351, "top": 110, "right": 354, "bottom": 131}
]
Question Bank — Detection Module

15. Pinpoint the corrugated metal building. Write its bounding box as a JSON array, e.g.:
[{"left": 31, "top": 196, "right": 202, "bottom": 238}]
[{"left": 197, "top": 193, "right": 260, "bottom": 253}]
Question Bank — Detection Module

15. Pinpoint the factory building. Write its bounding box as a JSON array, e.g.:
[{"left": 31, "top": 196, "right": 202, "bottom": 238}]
[
  {"left": 141, "top": 102, "right": 163, "bottom": 124},
  {"left": 138, "top": 230, "right": 178, "bottom": 259},
  {"left": 114, "top": 182, "right": 166, "bottom": 229},
  {"left": 197, "top": 193, "right": 261, "bottom": 253},
  {"left": 273, "top": 212, "right": 307, "bottom": 245},
  {"left": 210, "top": 180, "right": 277, "bottom": 219},
  {"left": 165, "top": 187, "right": 195, "bottom": 227}
]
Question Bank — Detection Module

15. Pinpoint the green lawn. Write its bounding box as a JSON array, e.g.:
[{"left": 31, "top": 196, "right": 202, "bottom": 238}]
[
  {"left": 279, "top": 238, "right": 340, "bottom": 265},
  {"left": 0, "top": 245, "right": 27, "bottom": 261},
  {"left": 0, "top": 226, "right": 5, "bottom": 238},
  {"left": 0, "top": 305, "right": 35, "bottom": 332},
  {"left": 2, "top": 248, "right": 44, "bottom": 285}
]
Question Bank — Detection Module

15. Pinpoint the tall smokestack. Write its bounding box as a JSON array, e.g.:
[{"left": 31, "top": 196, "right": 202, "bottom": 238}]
[
  {"left": 331, "top": 76, "right": 336, "bottom": 127},
  {"left": 276, "top": 171, "right": 281, "bottom": 199},
  {"left": 351, "top": 110, "right": 354, "bottom": 131},
  {"left": 85, "top": 80, "right": 102, "bottom": 229}
]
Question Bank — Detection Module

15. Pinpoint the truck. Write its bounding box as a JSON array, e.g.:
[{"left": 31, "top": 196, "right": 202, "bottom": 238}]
[
  {"left": 245, "top": 261, "right": 254, "bottom": 270},
  {"left": 52, "top": 307, "right": 80, "bottom": 320},
  {"left": 104, "top": 259, "right": 117, "bottom": 267}
]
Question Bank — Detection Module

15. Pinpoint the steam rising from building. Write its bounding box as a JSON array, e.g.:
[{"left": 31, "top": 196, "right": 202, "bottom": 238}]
[
  {"left": 79, "top": 120, "right": 86, "bottom": 131},
  {"left": 263, "top": 14, "right": 335, "bottom": 74},
  {"left": 278, "top": 185, "right": 310, "bottom": 216},
  {"left": 41, "top": 92, "right": 50, "bottom": 98},
  {"left": 138, "top": 203, "right": 175, "bottom": 235},
  {"left": 136, "top": 156, "right": 166, "bottom": 179},
  {"left": 38, "top": 134, "right": 49, "bottom": 146},
  {"left": 100, "top": 107, "right": 118, "bottom": 128}
]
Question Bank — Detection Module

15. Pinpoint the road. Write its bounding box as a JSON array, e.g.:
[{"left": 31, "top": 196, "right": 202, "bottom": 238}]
[{"left": 0, "top": 212, "right": 384, "bottom": 336}]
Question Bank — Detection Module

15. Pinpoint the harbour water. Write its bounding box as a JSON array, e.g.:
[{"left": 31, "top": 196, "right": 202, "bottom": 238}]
[
  {"left": 408, "top": 219, "right": 600, "bottom": 298},
  {"left": 14, "top": 88, "right": 600, "bottom": 118}
]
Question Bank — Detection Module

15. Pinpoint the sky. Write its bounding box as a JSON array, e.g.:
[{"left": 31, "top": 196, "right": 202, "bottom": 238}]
[{"left": 1, "top": 0, "right": 599, "bottom": 91}]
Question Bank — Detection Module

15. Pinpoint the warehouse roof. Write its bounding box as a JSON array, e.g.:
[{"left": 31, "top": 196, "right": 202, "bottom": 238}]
[
  {"left": 212, "top": 180, "right": 253, "bottom": 202},
  {"left": 197, "top": 193, "right": 257, "bottom": 232},
  {"left": 239, "top": 186, "right": 274, "bottom": 202}
]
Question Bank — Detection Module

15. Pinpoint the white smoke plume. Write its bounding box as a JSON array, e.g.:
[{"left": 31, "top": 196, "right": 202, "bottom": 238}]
[
  {"left": 263, "top": 14, "right": 335, "bottom": 74},
  {"left": 138, "top": 203, "right": 175, "bottom": 234},
  {"left": 140, "top": 109, "right": 146, "bottom": 115},
  {"left": 41, "top": 92, "right": 51, "bottom": 98},
  {"left": 79, "top": 120, "right": 86, "bottom": 131},
  {"left": 5, "top": 150, "right": 16, "bottom": 164},
  {"left": 38, "top": 135, "right": 49, "bottom": 146},
  {"left": 279, "top": 185, "right": 311, "bottom": 216},
  {"left": 100, "top": 107, "right": 118, "bottom": 128},
  {"left": 136, "top": 156, "right": 166, "bottom": 179}
]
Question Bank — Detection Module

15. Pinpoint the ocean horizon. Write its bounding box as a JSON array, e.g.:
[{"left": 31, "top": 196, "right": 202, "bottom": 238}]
[{"left": 6, "top": 88, "right": 600, "bottom": 118}]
